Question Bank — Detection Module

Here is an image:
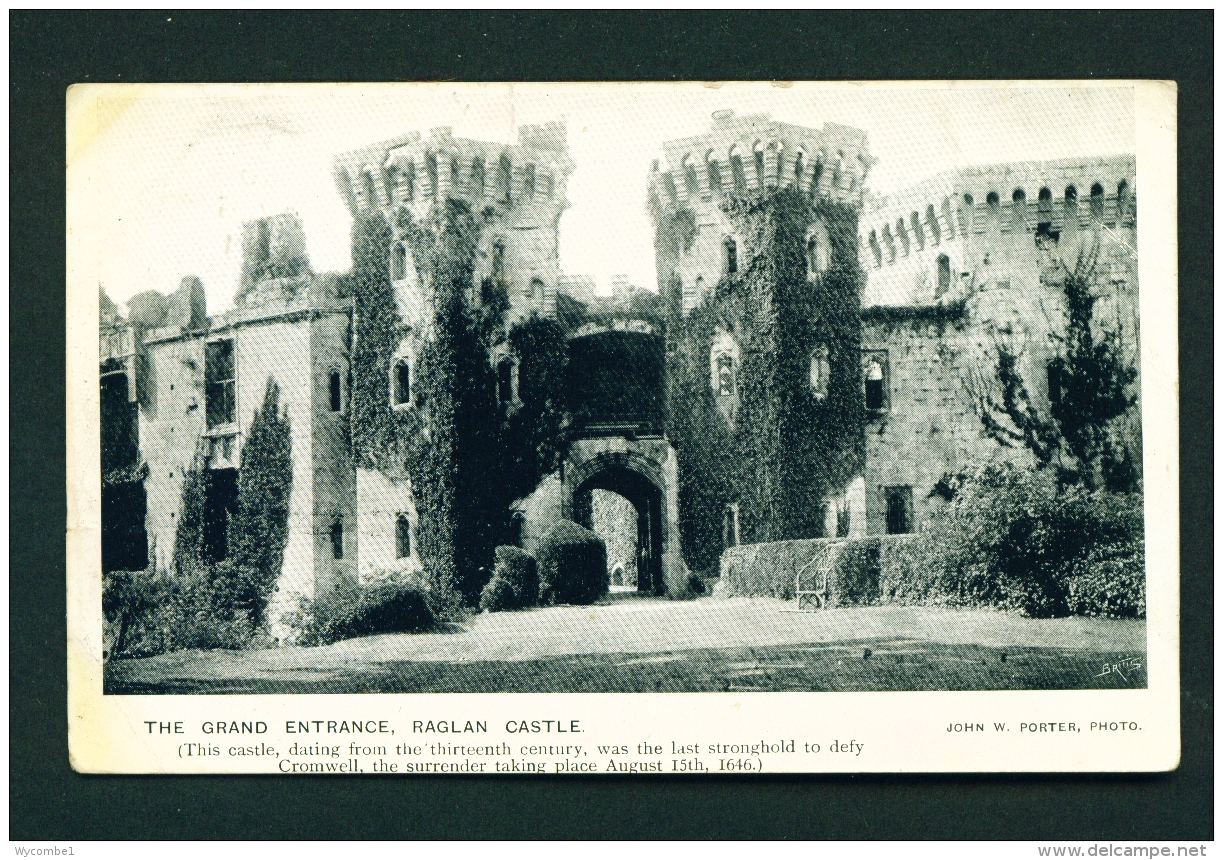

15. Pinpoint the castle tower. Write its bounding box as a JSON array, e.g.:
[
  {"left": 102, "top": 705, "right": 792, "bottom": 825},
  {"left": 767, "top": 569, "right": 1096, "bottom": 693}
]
[
  {"left": 333, "top": 122, "right": 574, "bottom": 329},
  {"left": 332, "top": 124, "right": 574, "bottom": 584},
  {"left": 649, "top": 109, "right": 874, "bottom": 315},
  {"left": 651, "top": 111, "right": 874, "bottom": 567}
]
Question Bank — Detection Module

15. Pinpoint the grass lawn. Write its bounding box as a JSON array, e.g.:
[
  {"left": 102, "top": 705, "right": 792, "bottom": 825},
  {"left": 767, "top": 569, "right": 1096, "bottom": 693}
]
[{"left": 105, "top": 595, "right": 1147, "bottom": 695}]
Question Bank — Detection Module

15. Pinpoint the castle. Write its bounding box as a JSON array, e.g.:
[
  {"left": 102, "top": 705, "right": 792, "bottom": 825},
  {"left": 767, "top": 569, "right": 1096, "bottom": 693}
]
[{"left": 99, "top": 111, "right": 1140, "bottom": 619}]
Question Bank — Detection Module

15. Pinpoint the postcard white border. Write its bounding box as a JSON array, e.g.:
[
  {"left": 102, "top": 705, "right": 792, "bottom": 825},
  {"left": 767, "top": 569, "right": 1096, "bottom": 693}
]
[{"left": 66, "top": 80, "right": 1179, "bottom": 774}]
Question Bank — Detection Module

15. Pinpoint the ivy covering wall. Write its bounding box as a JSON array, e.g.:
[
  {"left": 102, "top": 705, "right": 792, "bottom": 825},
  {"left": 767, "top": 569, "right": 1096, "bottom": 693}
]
[
  {"left": 346, "top": 200, "right": 570, "bottom": 606},
  {"left": 663, "top": 188, "right": 867, "bottom": 572}
]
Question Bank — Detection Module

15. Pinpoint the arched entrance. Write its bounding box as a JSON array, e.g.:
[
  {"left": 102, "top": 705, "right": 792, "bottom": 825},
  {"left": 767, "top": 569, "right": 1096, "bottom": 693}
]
[
  {"left": 572, "top": 464, "right": 664, "bottom": 594},
  {"left": 561, "top": 439, "right": 683, "bottom": 596}
]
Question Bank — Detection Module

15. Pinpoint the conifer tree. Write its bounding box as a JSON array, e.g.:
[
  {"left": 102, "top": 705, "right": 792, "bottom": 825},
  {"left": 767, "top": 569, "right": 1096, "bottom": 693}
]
[{"left": 223, "top": 377, "right": 293, "bottom": 626}]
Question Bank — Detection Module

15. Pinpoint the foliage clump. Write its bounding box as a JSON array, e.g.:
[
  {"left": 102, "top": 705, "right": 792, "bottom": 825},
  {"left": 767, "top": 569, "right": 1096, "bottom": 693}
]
[
  {"left": 537, "top": 520, "right": 608, "bottom": 606},
  {"left": 104, "top": 379, "right": 294, "bottom": 657},
  {"left": 479, "top": 545, "right": 539, "bottom": 612},
  {"left": 285, "top": 578, "right": 436, "bottom": 647},
  {"left": 920, "top": 460, "right": 1144, "bottom": 618},
  {"left": 346, "top": 199, "right": 572, "bottom": 608}
]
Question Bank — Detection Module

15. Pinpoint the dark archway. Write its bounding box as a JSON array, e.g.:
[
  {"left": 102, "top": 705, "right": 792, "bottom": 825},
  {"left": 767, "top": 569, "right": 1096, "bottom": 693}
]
[{"left": 572, "top": 464, "right": 664, "bottom": 595}]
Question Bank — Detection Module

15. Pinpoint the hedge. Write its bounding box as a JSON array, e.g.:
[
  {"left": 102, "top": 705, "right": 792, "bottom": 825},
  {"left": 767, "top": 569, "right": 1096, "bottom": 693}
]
[
  {"left": 287, "top": 578, "right": 435, "bottom": 647},
  {"left": 719, "top": 535, "right": 916, "bottom": 606},
  {"left": 537, "top": 520, "right": 608, "bottom": 606}
]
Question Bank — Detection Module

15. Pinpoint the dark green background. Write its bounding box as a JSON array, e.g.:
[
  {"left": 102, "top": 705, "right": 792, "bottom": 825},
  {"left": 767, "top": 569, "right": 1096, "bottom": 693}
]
[{"left": 11, "top": 10, "right": 1212, "bottom": 840}]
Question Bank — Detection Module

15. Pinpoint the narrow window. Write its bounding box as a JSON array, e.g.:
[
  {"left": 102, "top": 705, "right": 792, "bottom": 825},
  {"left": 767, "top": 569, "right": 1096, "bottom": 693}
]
[
  {"left": 497, "top": 357, "right": 515, "bottom": 404},
  {"left": 205, "top": 339, "right": 236, "bottom": 428},
  {"left": 530, "top": 278, "right": 546, "bottom": 306},
  {"left": 396, "top": 514, "right": 411, "bottom": 559},
  {"left": 716, "top": 353, "right": 735, "bottom": 397},
  {"left": 497, "top": 155, "right": 512, "bottom": 202},
  {"left": 884, "top": 487, "right": 912, "bottom": 535},
  {"left": 1036, "top": 187, "right": 1056, "bottom": 242},
  {"left": 391, "top": 243, "right": 407, "bottom": 281},
  {"left": 328, "top": 370, "right": 342, "bottom": 413},
  {"left": 753, "top": 142, "right": 765, "bottom": 188},
  {"left": 1047, "top": 362, "right": 1062, "bottom": 405},
  {"left": 449, "top": 157, "right": 461, "bottom": 195},
  {"left": 523, "top": 163, "right": 536, "bottom": 200},
  {"left": 882, "top": 224, "right": 896, "bottom": 263},
  {"left": 1090, "top": 183, "right": 1105, "bottom": 220},
  {"left": 1012, "top": 189, "right": 1028, "bottom": 233},
  {"left": 393, "top": 359, "right": 411, "bottom": 406},
  {"left": 471, "top": 158, "right": 485, "bottom": 196},
  {"left": 794, "top": 151, "right": 806, "bottom": 185},
  {"left": 809, "top": 347, "right": 829, "bottom": 399},
  {"left": 510, "top": 511, "right": 526, "bottom": 548},
  {"left": 724, "top": 237, "right": 738, "bottom": 275},
  {"left": 897, "top": 218, "right": 910, "bottom": 256},
  {"left": 329, "top": 517, "right": 344, "bottom": 560},
  {"left": 927, "top": 204, "right": 942, "bottom": 245},
  {"left": 911, "top": 212, "right": 925, "bottom": 250},
  {"left": 936, "top": 254, "right": 951, "bottom": 298},
  {"left": 864, "top": 356, "right": 887, "bottom": 412}
]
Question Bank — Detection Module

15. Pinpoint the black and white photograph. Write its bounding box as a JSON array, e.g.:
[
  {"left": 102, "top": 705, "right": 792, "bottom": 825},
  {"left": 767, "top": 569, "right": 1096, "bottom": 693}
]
[{"left": 65, "top": 80, "right": 1179, "bottom": 776}]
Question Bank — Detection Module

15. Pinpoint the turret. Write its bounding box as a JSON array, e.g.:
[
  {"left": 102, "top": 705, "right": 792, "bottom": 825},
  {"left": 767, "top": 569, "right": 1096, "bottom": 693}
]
[
  {"left": 648, "top": 109, "right": 874, "bottom": 315},
  {"left": 333, "top": 122, "right": 575, "bottom": 324}
]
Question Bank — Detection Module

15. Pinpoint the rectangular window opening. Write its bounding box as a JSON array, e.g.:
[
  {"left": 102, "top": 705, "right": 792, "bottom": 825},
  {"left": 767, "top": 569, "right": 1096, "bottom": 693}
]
[{"left": 205, "top": 339, "right": 236, "bottom": 428}]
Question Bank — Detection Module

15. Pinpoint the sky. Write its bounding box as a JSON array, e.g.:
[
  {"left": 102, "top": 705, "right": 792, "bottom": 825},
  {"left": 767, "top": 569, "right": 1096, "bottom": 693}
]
[{"left": 68, "top": 82, "right": 1135, "bottom": 314}]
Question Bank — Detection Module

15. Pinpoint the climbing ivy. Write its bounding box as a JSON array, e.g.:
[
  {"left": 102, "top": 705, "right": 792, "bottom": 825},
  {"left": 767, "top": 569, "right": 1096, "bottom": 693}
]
[
  {"left": 665, "top": 187, "right": 866, "bottom": 570},
  {"left": 346, "top": 198, "right": 575, "bottom": 606}
]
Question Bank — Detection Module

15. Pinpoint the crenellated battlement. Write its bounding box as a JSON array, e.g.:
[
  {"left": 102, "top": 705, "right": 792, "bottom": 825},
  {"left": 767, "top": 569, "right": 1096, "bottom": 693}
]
[
  {"left": 647, "top": 109, "right": 874, "bottom": 219},
  {"left": 859, "top": 155, "right": 1136, "bottom": 272},
  {"left": 333, "top": 123, "right": 575, "bottom": 220}
]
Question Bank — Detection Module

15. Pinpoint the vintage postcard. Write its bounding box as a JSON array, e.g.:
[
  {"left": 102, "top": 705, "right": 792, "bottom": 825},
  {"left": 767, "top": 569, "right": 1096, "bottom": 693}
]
[{"left": 67, "top": 81, "right": 1178, "bottom": 774}]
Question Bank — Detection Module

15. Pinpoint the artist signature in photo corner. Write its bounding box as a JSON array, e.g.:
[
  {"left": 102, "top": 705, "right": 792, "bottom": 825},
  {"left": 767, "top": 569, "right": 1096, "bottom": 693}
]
[{"left": 1093, "top": 656, "right": 1144, "bottom": 684}]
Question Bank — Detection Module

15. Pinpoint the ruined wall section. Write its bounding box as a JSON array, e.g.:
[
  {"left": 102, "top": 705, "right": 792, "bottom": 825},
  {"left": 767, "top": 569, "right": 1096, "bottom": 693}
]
[
  {"left": 139, "top": 332, "right": 207, "bottom": 573},
  {"left": 309, "top": 309, "right": 358, "bottom": 598}
]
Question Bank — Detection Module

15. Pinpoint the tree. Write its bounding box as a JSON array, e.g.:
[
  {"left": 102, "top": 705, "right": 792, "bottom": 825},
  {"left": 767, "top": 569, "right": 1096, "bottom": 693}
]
[
  {"left": 221, "top": 377, "right": 294, "bottom": 627},
  {"left": 974, "top": 244, "right": 1138, "bottom": 490}
]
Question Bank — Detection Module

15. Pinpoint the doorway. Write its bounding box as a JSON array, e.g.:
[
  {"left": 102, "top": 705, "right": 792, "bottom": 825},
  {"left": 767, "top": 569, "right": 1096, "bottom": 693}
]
[{"left": 572, "top": 465, "right": 664, "bottom": 595}]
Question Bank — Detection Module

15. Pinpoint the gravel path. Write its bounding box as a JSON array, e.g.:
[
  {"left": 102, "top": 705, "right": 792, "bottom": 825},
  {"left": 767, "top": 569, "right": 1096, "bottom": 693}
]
[{"left": 105, "top": 596, "right": 1147, "bottom": 694}]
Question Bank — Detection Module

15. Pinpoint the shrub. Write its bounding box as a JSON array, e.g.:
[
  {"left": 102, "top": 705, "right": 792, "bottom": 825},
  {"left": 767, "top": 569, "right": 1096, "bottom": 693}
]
[
  {"left": 537, "top": 520, "right": 608, "bottom": 605},
  {"left": 876, "top": 535, "right": 942, "bottom": 605},
  {"left": 479, "top": 546, "right": 539, "bottom": 612},
  {"left": 103, "top": 567, "right": 265, "bottom": 658},
  {"left": 719, "top": 536, "right": 885, "bottom": 605},
  {"left": 923, "top": 460, "right": 1145, "bottom": 617},
  {"left": 720, "top": 539, "right": 820, "bottom": 600},
  {"left": 1065, "top": 542, "right": 1146, "bottom": 618},
  {"left": 289, "top": 578, "right": 435, "bottom": 647}
]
